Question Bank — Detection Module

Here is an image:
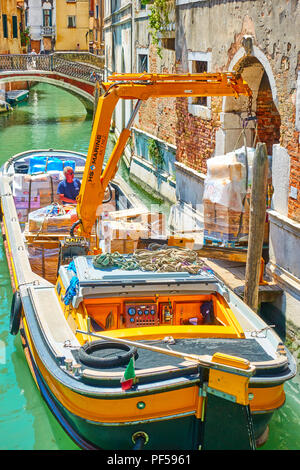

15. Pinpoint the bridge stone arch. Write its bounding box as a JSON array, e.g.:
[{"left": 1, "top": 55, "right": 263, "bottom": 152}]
[
  {"left": 0, "top": 54, "right": 103, "bottom": 113},
  {"left": 0, "top": 72, "right": 95, "bottom": 112}
]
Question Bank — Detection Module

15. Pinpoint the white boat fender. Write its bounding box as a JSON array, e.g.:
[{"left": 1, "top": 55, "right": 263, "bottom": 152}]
[{"left": 10, "top": 291, "right": 22, "bottom": 335}]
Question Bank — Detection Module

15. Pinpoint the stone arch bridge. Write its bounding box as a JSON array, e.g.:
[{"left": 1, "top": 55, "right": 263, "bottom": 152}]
[{"left": 0, "top": 53, "right": 104, "bottom": 112}]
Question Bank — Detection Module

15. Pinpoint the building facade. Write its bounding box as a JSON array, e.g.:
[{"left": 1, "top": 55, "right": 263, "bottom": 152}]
[
  {"left": 103, "top": 0, "right": 177, "bottom": 202},
  {"left": 129, "top": 0, "right": 177, "bottom": 202},
  {"left": 104, "top": 0, "right": 300, "bottom": 328},
  {"left": 56, "top": 0, "right": 89, "bottom": 51},
  {"left": 24, "top": 0, "right": 56, "bottom": 53},
  {"left": 0, "top": 0, "right": 25, "bottom": 54},
  {"left": 103, "top": 0, "right": 134, "bottom": 146},
  {"left": 89, "top": 0, "right": 104, "bottom": 55},
  {"left": 174, "top": 0, "right": 300, "bottom": 327}
]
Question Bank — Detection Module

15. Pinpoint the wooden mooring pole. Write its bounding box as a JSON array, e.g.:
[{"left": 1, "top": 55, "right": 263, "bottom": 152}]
[{"left": 244, "top": 142, "right": 269, "bottom": 312}]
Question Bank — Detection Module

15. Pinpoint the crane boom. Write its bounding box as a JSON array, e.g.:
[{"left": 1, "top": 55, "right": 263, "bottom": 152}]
[{"left": 76, "top": 73, "right": 252, "bottom": 238}]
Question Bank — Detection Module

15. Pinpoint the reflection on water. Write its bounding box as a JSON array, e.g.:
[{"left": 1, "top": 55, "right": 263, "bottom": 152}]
[
  {"left": 262, "top": 377, "right": 300, "bottom": 450},
  {"left": 10, "top": 339, "right": 78, "bottom": 450},
  {"left": 0, "top": 84, "right": 91, "bottom": 166},
  {"left": 0, "top": 83, "right": 299, "bottom": 450}
]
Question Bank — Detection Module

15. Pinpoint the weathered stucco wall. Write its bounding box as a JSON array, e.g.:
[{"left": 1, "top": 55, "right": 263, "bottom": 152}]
[
  {"left": 103, "top": 0, "right": 133, "bottom": 132},
  {"left": 176, "top": 0, "right": 300, "bottom": 220},
  {"left": 56, "top": 0, "right": 89, "bottom": 51},
  {"left": 175, "top": 0, "right": 300, "bottom": 326},
  {"left": 132, "top": 1, "right": 176, "bottom": 145}
]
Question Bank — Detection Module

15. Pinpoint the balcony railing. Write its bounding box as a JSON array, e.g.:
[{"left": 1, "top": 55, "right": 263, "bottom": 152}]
[
  {"left": 41, "top": 26, "right": 56, "bottom": 37},
  {"left": 0, "top": 54, "right": 104, "bottom": 84}
]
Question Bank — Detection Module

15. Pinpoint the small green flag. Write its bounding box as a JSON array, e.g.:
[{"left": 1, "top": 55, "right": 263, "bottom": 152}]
[{"left": 121, "top": 356, "right": 136, "bottom": 390}]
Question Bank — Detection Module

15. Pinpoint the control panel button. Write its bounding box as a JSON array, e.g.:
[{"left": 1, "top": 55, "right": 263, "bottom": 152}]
[{"left": 125, "top": 303, "right": 158, "bottom": 328}]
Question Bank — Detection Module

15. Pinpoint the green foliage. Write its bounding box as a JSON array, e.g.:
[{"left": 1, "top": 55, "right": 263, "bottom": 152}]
[
  {"left": 148, "top": 138, "right": 164, "bottom": 168},
  {"left": 142, "top": 0, "right": 171, "bottom": 58},
  {"left": 20, "top": 28, "right": 30, "bottom": 46}
]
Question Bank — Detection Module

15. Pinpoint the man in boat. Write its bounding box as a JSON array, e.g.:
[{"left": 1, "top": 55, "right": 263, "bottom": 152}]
[{"left": 57, "top": 166, "right": 81, "bottom": 204}]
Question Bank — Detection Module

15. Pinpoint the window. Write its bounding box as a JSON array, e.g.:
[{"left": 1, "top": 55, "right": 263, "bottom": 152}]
[
  {"left": 2, "top": 14, "right": 8, "bottom": 38},
  {"left": 138, "top": 54, "right": 148, "bottom": 73},
  {"left": 188, "top": 51, "right": 212, "bottom": 119},
  {"left": 162, "top": 38, "right": 175, "bottom": 51},
  {"left": 191, "top": 60, "right": 208, "bottom": 107},
  {"left": 12, "top": 16, "right": 18, "bottom": 38},
  {"left": 68, "top": 16, "right": 76, "bottom": 28},
  {"left": 43, "top": 9, "right": 52, "bottom": 27}
]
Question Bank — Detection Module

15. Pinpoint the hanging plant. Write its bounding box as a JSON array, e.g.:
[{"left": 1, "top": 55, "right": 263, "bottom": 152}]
[
  {"left": 20, "top": 28, "right": 30, "bottom": 47},
  {"left": 148, "top": 138, "right": 164, "bottom": 168},
  {"left": 141, "top": 0, "right": 171, "bottom": 58}
]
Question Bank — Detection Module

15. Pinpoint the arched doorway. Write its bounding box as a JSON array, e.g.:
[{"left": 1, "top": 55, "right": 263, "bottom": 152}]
[{"left": 219, "top": 48, "right": 281, "bottom": 157}]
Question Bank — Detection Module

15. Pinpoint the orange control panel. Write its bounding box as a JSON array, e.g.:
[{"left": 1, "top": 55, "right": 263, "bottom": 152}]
[{"left": 125, "top": 302, "right": 159, "bottom": 328}]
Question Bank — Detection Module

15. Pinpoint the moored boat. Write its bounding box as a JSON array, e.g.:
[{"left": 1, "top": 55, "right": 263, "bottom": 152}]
[
  {"left": 0, "top": 73, "right": 297, "bottom": 450},
  {"left": 6, "top": 89, "right": 29, "bottom": 105}
]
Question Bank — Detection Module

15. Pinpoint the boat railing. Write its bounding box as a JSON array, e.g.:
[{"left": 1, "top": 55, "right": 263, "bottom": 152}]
[{"left": 0, "top": 53, "right": 104, "bottom": 84}]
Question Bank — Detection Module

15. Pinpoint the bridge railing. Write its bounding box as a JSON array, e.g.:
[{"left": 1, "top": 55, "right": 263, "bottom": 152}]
[{"left": 0, "top": 54, "right": 104, "bottom": 83}]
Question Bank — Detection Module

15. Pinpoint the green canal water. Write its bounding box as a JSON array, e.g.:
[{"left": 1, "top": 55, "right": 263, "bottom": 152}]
[{"left": 0, "top": 83, "right": 299, "bottom": 450}]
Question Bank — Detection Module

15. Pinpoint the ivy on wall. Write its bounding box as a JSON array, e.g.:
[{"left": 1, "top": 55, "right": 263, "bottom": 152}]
[
  {"left": 148, "top": 138, "right": 164, "bottom": 168},
  {"left": 141, "top": 0, "right": 171, "bottom": 58}
]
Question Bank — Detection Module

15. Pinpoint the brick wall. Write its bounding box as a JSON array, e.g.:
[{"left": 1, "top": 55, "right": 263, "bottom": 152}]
[
  {"left": 287, "top": 121, "right": 300, "bottom": 223},
  {"left": 256, "top": 73, "right": 281, "bottom": 155},
  {"left": 137, "top": 97, "right": 177, "bottom": 146},
  {"left": 136, "top": 45, "right": 177, "bottom": 146},
  {"left": 175, "top": 97, "right": 221, "bottom": 174}
]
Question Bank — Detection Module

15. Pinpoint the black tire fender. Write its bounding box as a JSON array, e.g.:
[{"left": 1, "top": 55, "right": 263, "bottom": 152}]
[
  {"left": 78, "top": 340, "right": 138, "bottom": 368},
  {"left": 10, "top": 291, "right": 22, "bottom": 336}
]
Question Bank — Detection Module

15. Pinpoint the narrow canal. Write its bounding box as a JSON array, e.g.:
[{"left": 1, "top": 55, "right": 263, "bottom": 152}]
[{"left": 0, "top": 83, "right": 299, "bottom": 450}]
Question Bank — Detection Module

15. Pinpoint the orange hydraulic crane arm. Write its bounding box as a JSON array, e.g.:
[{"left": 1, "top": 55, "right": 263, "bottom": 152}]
[{"left": 76, "top": 73, "right": 252, "bottom": 238}]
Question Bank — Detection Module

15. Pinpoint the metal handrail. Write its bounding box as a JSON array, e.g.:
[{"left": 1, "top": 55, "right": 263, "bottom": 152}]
[{"left": 0, "top": 53, "right": 104, "bottom": 84}]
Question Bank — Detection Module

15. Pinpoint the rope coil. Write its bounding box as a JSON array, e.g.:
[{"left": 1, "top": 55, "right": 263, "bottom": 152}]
[{"left": 93, "top": 247, "right": 204, "bottom": 274}]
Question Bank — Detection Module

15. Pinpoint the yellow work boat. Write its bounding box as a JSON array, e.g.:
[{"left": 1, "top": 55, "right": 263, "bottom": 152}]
[{"left": 0, "top": 73, "right": 296, "bottom": 450}]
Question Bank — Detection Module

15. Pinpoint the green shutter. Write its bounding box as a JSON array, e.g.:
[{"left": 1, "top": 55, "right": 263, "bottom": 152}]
[
  {"left": 2, "top": 14, "right": 8, "bottom": 38},
  {"left": 12, "top": 16, "right": 18, "bottom": 39}
]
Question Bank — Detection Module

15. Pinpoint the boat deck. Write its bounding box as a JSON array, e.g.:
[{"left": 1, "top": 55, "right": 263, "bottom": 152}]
[{"left": 72, "top": 337, "right": 274, "bottom": 374}]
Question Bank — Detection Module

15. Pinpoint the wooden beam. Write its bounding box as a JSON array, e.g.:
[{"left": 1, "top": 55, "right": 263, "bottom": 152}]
[
  {"left": 244, "top": 143, "right": 269, "bottom": 311},
  {"left": 196, "top": 246, "right": 248, "bottom": 263}
]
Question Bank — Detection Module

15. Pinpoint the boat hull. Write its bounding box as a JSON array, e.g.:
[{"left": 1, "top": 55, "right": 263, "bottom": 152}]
[
  {"left": 6, "top": 90, "right": 29, "bottom": 105},
  {"left": 19, "top": 309, "right": 280, "bottom": 450}
]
